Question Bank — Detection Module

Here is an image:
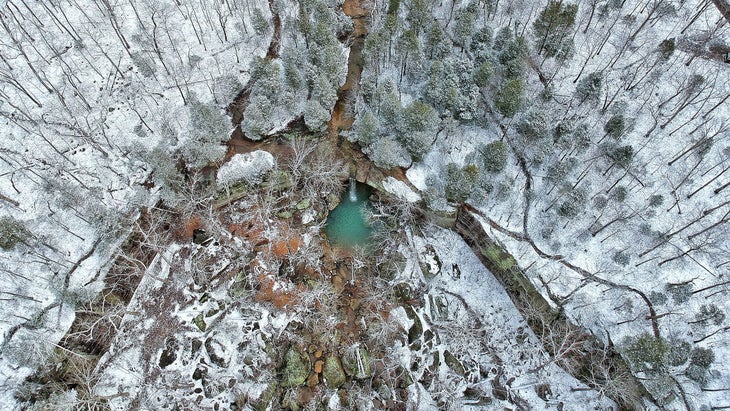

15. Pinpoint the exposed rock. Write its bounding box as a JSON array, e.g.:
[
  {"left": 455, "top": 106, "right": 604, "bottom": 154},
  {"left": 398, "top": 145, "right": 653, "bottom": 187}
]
[
  {"left": 251, "top": 382, "right": 278, "bottom": 411},
  {"left": 428, "top": 295, "right": 448, "bottom": 321},
  {"left": 192, "top": 313, "right": 206, "bottom": 332},
  {"left": 282, "top": 347, "right": 310, "bottom": 387},
  {"left": 159, "top": 337, "right": 178, "bottom": 368},
  {"left": 193, "top": 229, "right": 213, "bottom": 245},
  {"left": 295, "top": 198, "right": 311, "bottom": 210},
  {"left": 332, "top": 275, "right": 344, "bottom": 292},
  {"left": 393, "top": 283, "right": 414, "bottom": 303},
  {"left": 536, "top": 383, "right": 552, "bottom": 401},
  {"left": 342, "top": 346, "right": 371, "bottom": 379},
  {"left": 216, "top": 151, "right": 275, "bottom": 187},
  {"left": 192, "top": 364, "right": 206, "bottom": 380},
  {"left": 444, "top": 350, "right": 465, "bottom": 376},
  {"left": 326, "top": 193, "right": 341, "bottom": 211},
  {"left": 306, "top": 373, "right": 319, "bottom": 388},
  {"left": 191, "top": 338, "right": 202, "bottom": 355},
  {"left": 419, "top": 244, "right": 441, "bottom": 279},
  {"left": 205, "top": 337, "right": 230, "bottom": 368},
  {"left": 322, "top": 355, "right": 346, "bottom": 388},
  {"left": 314, "top": 360, "right": 323, "bottom": 374}
]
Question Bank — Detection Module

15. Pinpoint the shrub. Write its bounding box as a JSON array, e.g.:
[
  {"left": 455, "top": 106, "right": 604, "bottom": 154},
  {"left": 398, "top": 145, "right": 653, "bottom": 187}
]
[
  {"left": 604, "top": 115, "right": 626, "bottom": 139},
  {"left": 623, "top": 333, "right": 668, "bottom": 371},
  {"left": 495, "top": 79, "right": 524, "bottom": 117},
  {"left": 666, "top": 283, "right": 692, "bottom": 304},
  {"left": 480, "top": 141, "right": 508, "bottom": 173},
  {"left": 666, "top": 339, "right": 691, "bottom": 366},
  {"left": 686, "top": 364, "right": 709, "bottom": 385},
  {"left": 690, "top": 347, "right": 715, "bottom": 368},
  {"left": 658, "top": 38, "right": 676, "bottom": 60},
  {"left": 0, "top": 216, "right": 30, "bottom": 250}
]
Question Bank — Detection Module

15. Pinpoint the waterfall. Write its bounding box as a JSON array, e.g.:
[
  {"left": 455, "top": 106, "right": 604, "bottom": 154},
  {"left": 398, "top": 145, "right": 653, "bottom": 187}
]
[{"left": 349, "top": 177, "right": 357, "bottom": 202}]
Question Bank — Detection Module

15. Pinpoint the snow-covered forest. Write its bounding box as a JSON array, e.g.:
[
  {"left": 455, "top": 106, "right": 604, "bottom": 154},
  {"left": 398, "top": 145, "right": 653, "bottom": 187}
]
[{"left": 0, "top": 0, "right": 729, "bottom": 409}]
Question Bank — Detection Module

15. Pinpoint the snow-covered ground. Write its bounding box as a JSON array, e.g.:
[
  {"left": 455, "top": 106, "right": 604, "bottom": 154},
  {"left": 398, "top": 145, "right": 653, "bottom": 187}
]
[{"left": 0, "top": 0, "right": 270, "bottom": 406}]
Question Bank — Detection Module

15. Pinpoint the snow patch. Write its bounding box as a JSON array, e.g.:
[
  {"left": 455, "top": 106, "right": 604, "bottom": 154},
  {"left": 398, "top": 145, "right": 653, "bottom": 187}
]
[
  {"left": 381, "top": 177, "right": 421, "bottom": 202},
  {"left": 216, "top": 151, "right": 275, "bottom": 187}
]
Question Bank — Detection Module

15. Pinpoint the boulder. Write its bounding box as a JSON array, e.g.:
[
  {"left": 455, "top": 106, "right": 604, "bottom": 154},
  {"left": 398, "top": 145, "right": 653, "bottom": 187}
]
[
  {"left": 282, "top": 347, "right": 310, "bottom": 387},
  {"left": 342, "top": 346, "right": 371, "bottom": 379},
  {"left": 322, "top": 355, "right": 346, "bottom": 388}
]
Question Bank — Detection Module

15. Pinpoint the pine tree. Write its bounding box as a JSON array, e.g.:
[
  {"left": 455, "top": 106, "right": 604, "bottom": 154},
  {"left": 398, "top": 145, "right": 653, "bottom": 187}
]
[
  {"left": 479, "top": 141, "right": 508, "bottom": 173},
  {"left": 575, "top": 72, "right": 603, "bottom": 104},
  {"left": 495, "top": 79, "right": 523, "bottom": 117},
  {"left": 400, "top": 101, "right": 438, "bottom": 161},
  {"left": 445, "top": 163, "right": 480, "bottom": 203},
  {"left": 604, "top": 114, "right": 625, "bottom": 139},
  {"left": 532, "top": 1, "right": 578, "bottom": 60},
  {"left": 0, "top": 216, "right": 30, "bottom": 250}
]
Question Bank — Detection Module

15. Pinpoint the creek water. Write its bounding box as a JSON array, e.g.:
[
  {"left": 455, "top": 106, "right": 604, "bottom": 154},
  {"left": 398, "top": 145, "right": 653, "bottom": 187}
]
[{"left": 324, "top": 180, "right": 372, "bottom": 247}]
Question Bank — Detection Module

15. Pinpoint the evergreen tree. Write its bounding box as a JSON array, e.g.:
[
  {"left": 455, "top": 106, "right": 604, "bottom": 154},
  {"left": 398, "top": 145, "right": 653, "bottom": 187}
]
[
  {"left": 400, "top": 101, "right": 438, "bottom": 161},
  {"left": 498, "top": 35, "right": 529, "bottom": 79},
  {"left": 406, "top": 0, "right": 430, "bottom": 35},
  {"left": 425, "top": 21, "right": 451, "bottom": 60},
  {"left": 0, "top": 216, "right": 30, "bottom": 250},
  {"left": 604, "top": 114, "right": 626, "bottom": 139},
  {"left": 365, "top": 137, "right": 411, "bottom": 169},
  {"left": 575, "top": 72, "right": 603, "bottom": 104},
  {"left": 558, "top": 188, "right": 586, "bottom": 218},
  {"left": 470, "top": 26, "right": 494, "bottom": 62},
  {"left": 606, "top": 144, "right": 634, "bottom": 169},
  {"left": 479, "top": 140, "right": 508, "bottom": 173},
  {"left": 532, "top": 1, "right": 578, "bottom": 60},
  {"left": 353, "top": 110, "right": 381, "bottom": 146},
  {"left": 304, "top": 100, "right": 330, "bottom": 133},
  {"left": 473, "top": 61, "right": 494, "bottom": 89},
  {"left": 183, "top": 100, "right": 230, "bottom": 168},
  {"left": 445, "top": 163, "right": 480, "bottom": 203},
  {"left": 516, "top": 110, "right": 551, "bottom": 142},
  {"left": 453, "top": 3, "right": 478, "bottom": 49},
  {"left": 658, "top": 38, "right": 676, "bottom": 60},
  {"left": 495, "top": 78, "right": 524, "bottom": 117}
]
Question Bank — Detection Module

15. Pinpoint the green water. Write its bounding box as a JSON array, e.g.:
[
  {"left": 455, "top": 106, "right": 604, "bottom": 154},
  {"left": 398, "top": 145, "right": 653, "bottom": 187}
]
[{"left": 324, "top": 181, "right": 372, "bottom": 247}]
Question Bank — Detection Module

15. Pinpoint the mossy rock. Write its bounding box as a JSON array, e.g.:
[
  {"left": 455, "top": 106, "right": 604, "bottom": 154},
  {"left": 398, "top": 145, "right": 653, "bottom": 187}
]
[
  {"left": 252, "top": 382, "right": 279, "bottom": 411},
  {"left": 268, "top": 170, "right": 294, "bottom": 190},
  {"left": 342, "top": 347, "right": 371, "bottom": 379},
  {"left": 322, "top": 355, "right": 347, "bottom": 388},
  {"left": 192, "top": 313, "right": 206, "bottom": 331},
  {"left": 481, "top": 243, "right": 516, "bottom": 271},
  {"left": 403, "top": 305, "right": 423, "bottom": 344},
  {"left": 444, "top": 350, "right": 465, "bottom": 376},
  {"left": 393, "top": 283, "right": 414, "bottom": 303},
  {"left": 282, "top": 347, "right": 310, "bottom": 387},
  {"left": 281, "top": 390, "right": 300, "bottom": 411},
  {"left": 326, "top": 193, "right": 341, "bottom": 211},
  {"left": 295, "top": 198, "right": 311, "bottom": 210}
]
